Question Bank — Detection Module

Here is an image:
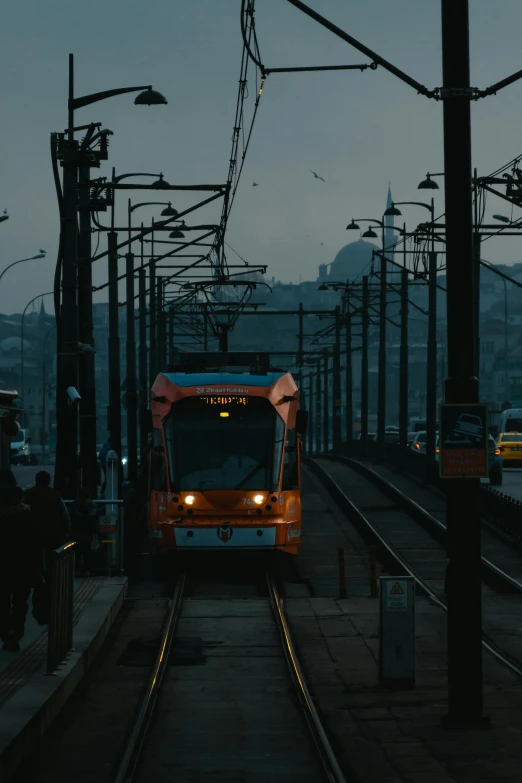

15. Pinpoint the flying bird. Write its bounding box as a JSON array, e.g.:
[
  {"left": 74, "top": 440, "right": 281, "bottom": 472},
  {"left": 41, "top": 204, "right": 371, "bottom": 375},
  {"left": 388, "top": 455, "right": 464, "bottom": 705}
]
[
  {"left": 39, "top": 249, "right": 46, "bottom": 253},
  {"left": 3, "top": 209, "right": 6, "bottom": 214},
  {"left": 252, "top": 182, "right": 259, "bottom": 186},
  {"left": 310, "top": 171, "right": 325, "bottom": 182}
]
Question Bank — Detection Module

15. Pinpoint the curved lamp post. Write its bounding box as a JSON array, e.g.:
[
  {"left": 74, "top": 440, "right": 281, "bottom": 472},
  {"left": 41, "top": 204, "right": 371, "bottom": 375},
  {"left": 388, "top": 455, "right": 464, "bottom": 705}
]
[
  {"left": 0, "top": 252, "right": 47, "bottom": 285},
  {"left": 21, "top": 291, "right": 54, "bottom": 426},
  {"left": 384, "top": 198, "right": 437, "bottom": 466}
]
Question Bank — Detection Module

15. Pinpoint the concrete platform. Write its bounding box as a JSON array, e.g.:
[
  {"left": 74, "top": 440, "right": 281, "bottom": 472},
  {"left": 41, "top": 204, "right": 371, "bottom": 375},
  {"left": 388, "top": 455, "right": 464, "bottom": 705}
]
[
  {"left": 293, "top": 463, "right": 522, "bottom": 782},
  {"left": 286, "top": 593, "right": 522, "bottom": 783},
  {"left": 0, "top": 576, "right": 127, "bottom": 782}
]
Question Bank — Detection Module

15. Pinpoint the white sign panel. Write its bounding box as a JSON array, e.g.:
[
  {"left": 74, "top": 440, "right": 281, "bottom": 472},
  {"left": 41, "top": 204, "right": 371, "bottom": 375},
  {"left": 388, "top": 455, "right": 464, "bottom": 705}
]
[{"left": 386, "top": 580, "right": 408, "bottom": 612}]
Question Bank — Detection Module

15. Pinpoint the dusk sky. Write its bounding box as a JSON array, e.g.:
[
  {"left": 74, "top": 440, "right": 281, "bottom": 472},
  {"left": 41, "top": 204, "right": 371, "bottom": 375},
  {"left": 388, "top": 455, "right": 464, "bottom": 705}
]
[{"left": 2, "top": 1, "right": 522, "bottom": 313}]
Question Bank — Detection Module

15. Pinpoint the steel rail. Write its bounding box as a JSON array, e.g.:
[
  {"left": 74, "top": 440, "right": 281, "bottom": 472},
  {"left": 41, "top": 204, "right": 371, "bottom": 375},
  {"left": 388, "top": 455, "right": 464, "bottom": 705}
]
[
  {"left": 113, "top": 575, "right": 185, "bottom": 783},
  {"left": 334, "top": 454, "right": 522, "bottom": 593},
  {"left": 304, "top": 457, "right": 522, "bottom": 679},
  {"left": 266, "top": 573, "right": 348, "bottom": 783}
]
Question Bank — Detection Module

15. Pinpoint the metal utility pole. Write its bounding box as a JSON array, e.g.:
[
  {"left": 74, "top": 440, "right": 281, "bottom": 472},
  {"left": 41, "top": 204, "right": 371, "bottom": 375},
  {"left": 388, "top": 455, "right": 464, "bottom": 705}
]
[
  {"left": 377, "top": 254, "right": 387, "bottom": 449},
  {"left": 138, "top": 264, "right": 148, "bottom": 460},
  {"left": 345, "top": 290, "right": 352, "bottom": 445},
  {"left": 108, "top": 232, "right": 122, "bottom": 495},
  {"left": 168, "top": 306, "right": 175, "bottom": 365},
  {"left": 148, "top": 248, "right": 156, "bottom": 387},
  {"left": 441, "top": 0, "right": 485, "bottom": 728},
  {"left": 323, "top": 351, "right": 329, "bottom": 453},
  {"left": 315, "top": 358, "right": 321, "bottom": 453},
  {"left": 156, "top": 277, "right": 165, "bottom": 371},
  {"left": 426, "top": 251, "right": 438, "bottom": 468},
  {"left": 399, "top": 265, "right": 409, "bottom": 455},
  {"left": 126, "top": 252, "right": 138, "bottom": 484},
  {"left": 78, "top": 165, "right": 98, "bottom": 497},
  {"left": 360, "top": 276, "right": 369, "bottom": 442},
  {"left": 54, "top": 121, "right": 80, "bottom": 497},
  {"left": 307, "top": 370, "right": 313, "bottom": 454},
  {"left": 332, "top": 305, "right": 342, "bottom": 451},
  {"left": 297, "top": 302, "right": 304, "bottom": 367}
]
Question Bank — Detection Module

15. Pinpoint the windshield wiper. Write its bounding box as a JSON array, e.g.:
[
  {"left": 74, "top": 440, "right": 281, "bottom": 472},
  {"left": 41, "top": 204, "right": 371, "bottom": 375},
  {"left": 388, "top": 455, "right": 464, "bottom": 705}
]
[{"left": 234, "top": 456, "right": 267, "bottom": 490}]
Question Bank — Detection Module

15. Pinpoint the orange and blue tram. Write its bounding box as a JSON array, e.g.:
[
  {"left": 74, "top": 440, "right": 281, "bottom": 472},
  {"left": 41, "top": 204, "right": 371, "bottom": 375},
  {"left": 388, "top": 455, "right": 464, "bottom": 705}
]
[{"left": 146, "top": 352, "right": 306, "bottom": 554}]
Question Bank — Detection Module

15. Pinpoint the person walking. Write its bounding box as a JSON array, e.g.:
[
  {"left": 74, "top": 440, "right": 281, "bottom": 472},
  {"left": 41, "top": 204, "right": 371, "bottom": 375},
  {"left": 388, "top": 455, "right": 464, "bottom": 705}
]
[
  {"left": 0, "top": 485, "right": 41, "bottom": 652},
  {"left": 24, "top": 471, "right": 70, "bottom": 568},
  {"left": 69, "top": 487, "right": 98, "bottom": 576}
]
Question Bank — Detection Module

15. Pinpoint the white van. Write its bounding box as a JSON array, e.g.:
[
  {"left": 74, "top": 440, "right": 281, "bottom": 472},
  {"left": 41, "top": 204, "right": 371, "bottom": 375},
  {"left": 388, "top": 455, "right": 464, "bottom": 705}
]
[
  {"left": 10, "top": 428, "right": 34, "bottom": 465},
  {"left": 499, "top": 408, "right": 522, "bottom": 435}
]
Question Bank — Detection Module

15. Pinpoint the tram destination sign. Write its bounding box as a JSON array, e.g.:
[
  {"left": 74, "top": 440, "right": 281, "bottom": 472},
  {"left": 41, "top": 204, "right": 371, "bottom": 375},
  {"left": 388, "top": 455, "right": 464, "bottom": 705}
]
[{"left": 439, "top": 403, "right": 488, "bottom": 478}]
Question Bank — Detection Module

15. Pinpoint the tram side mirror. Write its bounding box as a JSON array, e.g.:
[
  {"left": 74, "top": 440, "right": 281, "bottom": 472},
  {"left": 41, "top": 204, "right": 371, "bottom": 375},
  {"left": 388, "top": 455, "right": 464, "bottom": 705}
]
[
  {"left": 296, "top": 409, "right": 308, "bottom": 435},
  {"left": 140, "top": 407, "right": 153, "bottom": 434}
]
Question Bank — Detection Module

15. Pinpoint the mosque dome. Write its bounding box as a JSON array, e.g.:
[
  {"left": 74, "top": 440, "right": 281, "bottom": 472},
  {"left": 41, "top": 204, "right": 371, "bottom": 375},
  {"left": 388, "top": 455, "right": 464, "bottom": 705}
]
[{"left": 328, "top": 239, "right": 380, "bottom": 282}]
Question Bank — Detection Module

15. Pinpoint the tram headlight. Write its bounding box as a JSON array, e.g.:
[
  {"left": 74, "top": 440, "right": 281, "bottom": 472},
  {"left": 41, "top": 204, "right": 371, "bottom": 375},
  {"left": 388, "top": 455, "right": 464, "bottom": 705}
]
[
  {"left": 185, "top": 494, "right": 195, "bottom": 505},
  {"left": 253, "top": 494, "right": 264, "bottom": 505}
]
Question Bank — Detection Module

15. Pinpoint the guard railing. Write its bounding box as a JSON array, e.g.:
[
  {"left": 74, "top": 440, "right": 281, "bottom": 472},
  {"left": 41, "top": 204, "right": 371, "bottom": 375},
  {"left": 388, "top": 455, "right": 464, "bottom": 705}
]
[{"left": 47, "top": 541, "right": 75, "bottom": 674}]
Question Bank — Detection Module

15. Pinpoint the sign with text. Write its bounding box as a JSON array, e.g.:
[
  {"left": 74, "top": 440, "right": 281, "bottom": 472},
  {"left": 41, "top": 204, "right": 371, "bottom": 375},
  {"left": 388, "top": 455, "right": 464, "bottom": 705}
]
[{"left": 439, "top": 403, "right": 488, "bottom": 478}]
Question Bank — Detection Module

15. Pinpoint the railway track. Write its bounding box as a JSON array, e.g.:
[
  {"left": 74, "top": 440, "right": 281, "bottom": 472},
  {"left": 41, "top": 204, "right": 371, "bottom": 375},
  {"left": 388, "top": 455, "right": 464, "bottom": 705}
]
[
  {"left": 305, "top": 455, "right": 522, "bottom": 679},
  {"left": 113, "top": 563, "right": 348, "bottom": 783}
]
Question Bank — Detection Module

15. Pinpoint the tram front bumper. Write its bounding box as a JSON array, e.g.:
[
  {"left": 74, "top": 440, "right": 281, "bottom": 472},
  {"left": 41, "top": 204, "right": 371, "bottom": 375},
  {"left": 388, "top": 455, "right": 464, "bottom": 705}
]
[{"left": 173, "top": 524, "right": 277, "bottom": 548}]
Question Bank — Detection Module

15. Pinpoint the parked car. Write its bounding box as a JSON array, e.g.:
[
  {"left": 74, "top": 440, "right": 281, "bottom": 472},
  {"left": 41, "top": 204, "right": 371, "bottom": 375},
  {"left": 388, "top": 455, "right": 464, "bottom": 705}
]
[{"left": 496, "top": 432, "right": 522, "bottom": 468}]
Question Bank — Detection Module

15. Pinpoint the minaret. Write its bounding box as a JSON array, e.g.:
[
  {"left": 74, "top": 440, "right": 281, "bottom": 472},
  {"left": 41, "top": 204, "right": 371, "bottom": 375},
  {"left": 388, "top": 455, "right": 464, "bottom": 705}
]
[{"left": 384, "top": 183, "right": 395, "bottom": 250}]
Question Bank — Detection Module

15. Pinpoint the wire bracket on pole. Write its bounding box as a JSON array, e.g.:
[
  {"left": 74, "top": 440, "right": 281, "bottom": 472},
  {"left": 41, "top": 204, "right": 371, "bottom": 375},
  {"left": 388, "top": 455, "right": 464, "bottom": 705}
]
[{"left": 434, "top": 87, "right": 479, "bottom": 100}]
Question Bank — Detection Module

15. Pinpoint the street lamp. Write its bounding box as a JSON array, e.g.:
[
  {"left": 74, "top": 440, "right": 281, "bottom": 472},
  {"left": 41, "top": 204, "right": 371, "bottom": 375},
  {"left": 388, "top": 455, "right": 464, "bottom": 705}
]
[
  {"left": 20, "top": 292, "right": 54, "bottom": 427},
  {"left": 418, "top": 172, "right": 444, "bottom": 190},
  {"left": 384, "top": 199, "right": 437, "bottom": 467},
  {"left": 0, "top": 252, "right": 47, "bottom": 285},
  {"left": 55, "top": 53, "right": 167, "bottom": 498}
]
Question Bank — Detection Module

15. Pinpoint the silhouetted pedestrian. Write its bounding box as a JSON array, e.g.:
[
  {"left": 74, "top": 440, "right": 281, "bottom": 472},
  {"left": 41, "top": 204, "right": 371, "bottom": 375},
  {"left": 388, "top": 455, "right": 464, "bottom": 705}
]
[
  {"left": 0, "top": 485, "right": 41, "bottom": 651},
  {"left": 24, "top": 471, "right": 70, "bottom": 579}
]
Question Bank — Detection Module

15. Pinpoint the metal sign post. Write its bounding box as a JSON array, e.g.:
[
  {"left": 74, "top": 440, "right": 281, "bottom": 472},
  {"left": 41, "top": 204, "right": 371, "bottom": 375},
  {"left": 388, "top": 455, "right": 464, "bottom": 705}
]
[
  {"left": 100, "top": 449, "right": 120, "bottom": 572},
  {"left": 379, "top": 576, "right": 415, "bottom": 686},
  {"left": 439, "top": 403, "right": 488, "bottom": 478}
]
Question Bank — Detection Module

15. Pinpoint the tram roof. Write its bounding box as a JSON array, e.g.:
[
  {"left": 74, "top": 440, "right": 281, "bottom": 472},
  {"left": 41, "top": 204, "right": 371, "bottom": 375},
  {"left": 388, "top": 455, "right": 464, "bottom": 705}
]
[{"left": 161, "top": 371, "right": 286, "bottom": 388}]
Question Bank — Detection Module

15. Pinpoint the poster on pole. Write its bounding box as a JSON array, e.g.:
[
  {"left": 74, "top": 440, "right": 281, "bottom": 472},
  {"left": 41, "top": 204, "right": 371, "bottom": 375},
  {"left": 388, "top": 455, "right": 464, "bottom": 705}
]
[{"left": 439, "top": 403, "right": 488, "bottom": 478}]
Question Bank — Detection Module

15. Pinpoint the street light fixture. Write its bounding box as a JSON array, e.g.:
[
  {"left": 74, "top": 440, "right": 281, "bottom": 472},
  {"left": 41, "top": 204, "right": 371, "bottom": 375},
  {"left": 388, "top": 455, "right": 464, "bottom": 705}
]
[
  {"left": 417, "top": 172, "right": 444, "bottom": 190},
  {"left": 362, "top": 227, "right": 378, "bottom": 238},
  {"left": 169, "top": 229, "right": 185, "bottom": 239},
  {"left": 161, "top": 202, "right": 179, "bottom": 217},
  {"left": 346, "top": 219, "right": 360, "bottom": 231},
  {"left": 383, "top": 202, "right": 404, "bottom": 217}
]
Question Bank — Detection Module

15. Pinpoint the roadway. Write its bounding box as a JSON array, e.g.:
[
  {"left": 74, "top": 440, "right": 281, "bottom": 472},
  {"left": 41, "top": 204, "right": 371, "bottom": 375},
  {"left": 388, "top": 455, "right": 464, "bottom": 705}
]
[{"left": 485, "top": 467, "right": 522, "bottom": 500}]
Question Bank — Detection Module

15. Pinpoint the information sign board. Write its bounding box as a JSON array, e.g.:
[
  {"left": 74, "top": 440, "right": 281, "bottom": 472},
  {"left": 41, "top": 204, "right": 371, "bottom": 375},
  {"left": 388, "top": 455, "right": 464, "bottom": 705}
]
[{"left": 439, "top": 403, "right": 488, "bottom": 478}]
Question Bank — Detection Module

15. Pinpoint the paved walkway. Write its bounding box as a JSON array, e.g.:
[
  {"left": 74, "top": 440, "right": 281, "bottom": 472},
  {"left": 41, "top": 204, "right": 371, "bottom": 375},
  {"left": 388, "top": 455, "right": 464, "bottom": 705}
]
[
  {"left": 288, "top": 464, "right": 522, "bottom": 783},
  {"left": 0, "top": 578, "right": 104, "bottom": 707}
]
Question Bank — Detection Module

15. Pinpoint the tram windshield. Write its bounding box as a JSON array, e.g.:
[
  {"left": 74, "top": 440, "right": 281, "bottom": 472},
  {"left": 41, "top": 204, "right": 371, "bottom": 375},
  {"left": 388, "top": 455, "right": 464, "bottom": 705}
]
[{"left": 165, "top": 396, "right": 285, "bottom": 491}]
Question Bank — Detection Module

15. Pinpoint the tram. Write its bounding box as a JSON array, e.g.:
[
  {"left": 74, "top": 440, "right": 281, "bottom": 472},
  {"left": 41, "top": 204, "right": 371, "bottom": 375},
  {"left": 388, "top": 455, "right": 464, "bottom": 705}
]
[{"left": 146, "top": 352, "right": 307, "bottom": 554}]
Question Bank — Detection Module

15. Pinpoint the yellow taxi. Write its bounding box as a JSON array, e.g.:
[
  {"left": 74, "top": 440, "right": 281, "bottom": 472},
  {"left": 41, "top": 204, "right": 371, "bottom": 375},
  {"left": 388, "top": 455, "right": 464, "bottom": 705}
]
[{"left": 497, "top": 432, "right": 522, "bottom": 465}]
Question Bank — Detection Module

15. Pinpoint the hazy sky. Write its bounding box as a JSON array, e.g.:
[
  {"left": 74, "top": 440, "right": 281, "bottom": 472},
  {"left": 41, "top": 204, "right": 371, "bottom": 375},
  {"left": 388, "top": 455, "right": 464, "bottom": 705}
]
[{"left": 2, "top": 0, "right": 522, "bottom": 314}]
